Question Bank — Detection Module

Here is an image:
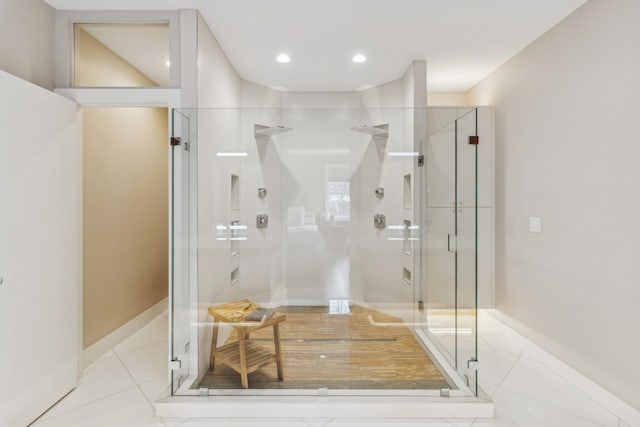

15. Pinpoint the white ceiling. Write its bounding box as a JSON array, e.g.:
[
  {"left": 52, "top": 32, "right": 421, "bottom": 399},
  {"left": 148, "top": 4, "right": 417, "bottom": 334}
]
[{"left": 46, "top": 0, "right": 588, "bottom": 92}]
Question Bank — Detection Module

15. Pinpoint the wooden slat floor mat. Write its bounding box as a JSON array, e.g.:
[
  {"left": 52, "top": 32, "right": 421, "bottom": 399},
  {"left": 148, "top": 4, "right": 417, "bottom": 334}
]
[{"left": 197, "top": 304, "right": 451, "bottom": 390}]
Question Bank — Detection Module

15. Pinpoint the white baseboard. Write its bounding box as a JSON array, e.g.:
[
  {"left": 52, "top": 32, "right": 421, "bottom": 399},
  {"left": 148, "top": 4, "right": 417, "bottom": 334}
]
[
  {"left": 82, "top": 297, "right": 168, "bottom": 368},
  {"left": 484, "top": 309, "right": 640, "bottom": 427}
]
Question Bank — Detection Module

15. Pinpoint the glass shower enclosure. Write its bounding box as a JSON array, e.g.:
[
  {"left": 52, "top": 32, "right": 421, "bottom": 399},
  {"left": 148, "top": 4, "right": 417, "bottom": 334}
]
[{"left": 169, "top": 106, "right": 482, "bottom": 400}]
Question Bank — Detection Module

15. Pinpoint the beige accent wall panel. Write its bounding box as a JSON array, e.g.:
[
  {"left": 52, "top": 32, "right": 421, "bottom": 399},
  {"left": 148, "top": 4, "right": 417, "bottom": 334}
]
[
  {"left": 0, "top": 0, "right": 55, "bottom": 89},
  {"left": 467, "top": 0, "right": 640, "bottom": 410},
  {"left": 83, "top": 107, "right": 168, "bottom": 348},
  {"left": 74, "top": 27, "right": 157, "bottom": 87}
]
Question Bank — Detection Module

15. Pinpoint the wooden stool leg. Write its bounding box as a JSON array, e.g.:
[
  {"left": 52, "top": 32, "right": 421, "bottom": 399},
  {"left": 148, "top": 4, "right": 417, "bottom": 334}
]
[
  {"left": 209, "top": 320, "right": 219, "bottom": 372},
  {"left": 238, "top": 328, "right": 249, "bottom": 389},
  {"left": 273, "top": 324, "right": 284, "bottom": 380}
]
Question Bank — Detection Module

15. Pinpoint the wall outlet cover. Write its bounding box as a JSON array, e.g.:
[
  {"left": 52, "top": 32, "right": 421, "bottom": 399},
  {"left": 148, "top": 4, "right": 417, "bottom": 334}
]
[{"left": 529, "top": 216, "right": 542, "bottom": 233}]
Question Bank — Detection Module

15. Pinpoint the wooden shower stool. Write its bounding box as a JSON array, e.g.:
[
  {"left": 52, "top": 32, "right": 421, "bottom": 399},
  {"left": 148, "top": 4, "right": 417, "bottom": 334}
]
[{"left": 207, "top": 299, "right": 286, "bottom": 389}]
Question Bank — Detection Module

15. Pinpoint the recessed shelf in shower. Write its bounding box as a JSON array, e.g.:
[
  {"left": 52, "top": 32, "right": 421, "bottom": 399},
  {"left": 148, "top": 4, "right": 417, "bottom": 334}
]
[
  {"left": 404, "top": 174, "right": 412, "bottom": 210},
  {"left": 230, "top": 174, "right": 239, "bottom": 211}
]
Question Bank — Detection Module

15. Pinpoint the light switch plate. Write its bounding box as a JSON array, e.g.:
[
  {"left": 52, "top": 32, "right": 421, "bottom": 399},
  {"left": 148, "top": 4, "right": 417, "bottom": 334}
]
[{"left": 529, "top": 216, "right": 542, "bottom": 233}]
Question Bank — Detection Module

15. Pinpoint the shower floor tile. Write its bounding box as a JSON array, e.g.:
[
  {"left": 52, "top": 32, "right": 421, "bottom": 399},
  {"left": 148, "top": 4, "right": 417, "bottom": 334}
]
[{"left": 197, "top": 304, "right": 450, "bottom": 390}]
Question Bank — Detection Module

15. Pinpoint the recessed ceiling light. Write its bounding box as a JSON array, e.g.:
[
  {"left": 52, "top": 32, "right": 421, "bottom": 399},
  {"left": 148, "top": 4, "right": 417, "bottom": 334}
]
[
  {"left": 165, "top": 60, "right": 171, "bottom": 67},
  {"left": 276, "top": 53, "right": 291, "bottom": 63},
  {"left": 352, "top": 54, "right": 367, "bottom": 64}
]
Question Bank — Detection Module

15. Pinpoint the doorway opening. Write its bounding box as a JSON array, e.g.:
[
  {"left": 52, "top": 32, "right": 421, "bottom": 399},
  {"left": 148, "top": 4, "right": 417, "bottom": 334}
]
[{"left": 82, "top": 107, "right": 169, "bottom": 353}]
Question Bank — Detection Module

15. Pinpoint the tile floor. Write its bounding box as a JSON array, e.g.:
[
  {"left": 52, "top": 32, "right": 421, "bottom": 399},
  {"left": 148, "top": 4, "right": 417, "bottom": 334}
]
[{"left": 32, "top": 310, "right": 639, "bottom": 427}]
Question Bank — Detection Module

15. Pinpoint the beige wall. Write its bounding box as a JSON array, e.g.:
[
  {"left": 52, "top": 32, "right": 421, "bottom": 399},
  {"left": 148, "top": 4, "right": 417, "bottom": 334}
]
[
  {"left": 79, "top": 29, "right": 168, "bottom": 348},
  {"left": 83, "top": 107, "right": 168, "bottom": 348},
  {"left": 427, "top": 91, "right": 468, "bottom": 106},
  {"left": 0, "top": 0, "right": 55, "bottom": 89},
  {"left": 74, "top": 27, "right": 157, "bottom": 87},
  {"left": 467, "top": 0, "right": 640, "bottom": 410}
]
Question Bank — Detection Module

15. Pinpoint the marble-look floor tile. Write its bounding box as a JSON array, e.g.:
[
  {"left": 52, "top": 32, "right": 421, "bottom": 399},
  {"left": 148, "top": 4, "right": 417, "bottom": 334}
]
[
  {"left": 302, "top": 418, "right": 333, "bottom": 427},
  {"left": 39, "top": 350, "right": 136, "bottom": 420},
  {"left": 447, "top": 420, "right": 475, "bottom": 427},
  {"left": 116, "top": 341, "right": 168, "bottom": 385},
  {"left": 477, "top": 343, "right": 521, "bottom": 386},
  {"left": 180, "top": 418, "right": 310, "bottom": 426},
  {"left": 327, "top": 419, "right": 468, "bottom": 426},
  {"left": 472, "top": 387, "right": 605, "bottom": 427},
  {"left": 160, "top": 418, "right": 191, "bottom": 427},
  {"left": 427, "top": 323, "right": 521, "bottom": 389},
  {"left": 477, "top": 328, "right": 524, "bottom": 357},
  {"left": 93, "top": 348, "right": 117, "bottom": 363},
  {"left": 32, "top": 387, "right": 163, "bottom": 427},
  {"left": 139, "top": 375, "right": 171, "bottom": 407},
  {"left": 499, "top": 356, "right": 618, "bottom": 427},
  {"left": 115, "top": 311, "right": 169, "bottom": 355},
  {"left": 477, "top": 379, "right": 499, "bottom": 398}
]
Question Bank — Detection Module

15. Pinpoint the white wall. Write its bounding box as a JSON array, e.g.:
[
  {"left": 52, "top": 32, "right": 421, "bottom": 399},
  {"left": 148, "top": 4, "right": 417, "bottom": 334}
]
[
  {"left": 0, "top": 0, "right": 55, "bottom": 89},
  {"left": 0, "top": 70, "right": 81, "bottom": 426},
  {"left": 238, "top": 81, "right": 284, "bottom": 304},
  {"left": 281, "top": 92, "right": 361, "bottom": 304},
  {"left": 360, "top": 82, "right": 414, "bottom": 304},
  {"left": 467, "top": 0, "right": 640, "bottom": 410},
  {"left": 195, "top": 12, "right": 242, "bottom": 378},
  {"left": 356, "top": 62, "right": 426, "bottom": 308}
]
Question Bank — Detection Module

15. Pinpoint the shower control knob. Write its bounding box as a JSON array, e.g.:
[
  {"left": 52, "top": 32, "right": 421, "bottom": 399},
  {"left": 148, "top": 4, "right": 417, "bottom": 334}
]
[{"left": 257, "top": 214, "right": 269, "bottom": 229}]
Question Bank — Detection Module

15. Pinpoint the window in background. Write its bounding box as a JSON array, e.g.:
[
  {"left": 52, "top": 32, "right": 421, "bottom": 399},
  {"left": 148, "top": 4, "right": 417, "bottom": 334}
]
[{"left": 327, "top": 181, "right": 350, "bottom": 220}]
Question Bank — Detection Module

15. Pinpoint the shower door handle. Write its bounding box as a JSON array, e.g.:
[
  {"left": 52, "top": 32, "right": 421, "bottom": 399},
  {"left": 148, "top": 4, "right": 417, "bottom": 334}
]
[{"left": 447, "top": 234, "right": 456, "bottom": 253}]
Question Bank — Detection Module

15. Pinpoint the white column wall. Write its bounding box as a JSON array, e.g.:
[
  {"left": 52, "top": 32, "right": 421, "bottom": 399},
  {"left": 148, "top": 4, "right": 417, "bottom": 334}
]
[
  {"left": 195, "top": 12, "right": 242, "bottom": 379},
  {"left": 0, "top": 70, "right": 81, "bottom": 426}
]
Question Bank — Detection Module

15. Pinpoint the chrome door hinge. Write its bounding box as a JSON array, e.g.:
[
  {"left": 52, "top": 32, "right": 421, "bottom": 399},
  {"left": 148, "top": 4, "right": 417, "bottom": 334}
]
[
  {"left": 417, "top": 155, "right": 424, "bottom": 167},
  {"left": 447, "top": 234, "right": 457, "bottom": 253},
  {"left": 169, "top": 358, "right": 182, "bottom": 371},
  {"left": 468, "top": 357, "right": 479, "bottom": 371}
]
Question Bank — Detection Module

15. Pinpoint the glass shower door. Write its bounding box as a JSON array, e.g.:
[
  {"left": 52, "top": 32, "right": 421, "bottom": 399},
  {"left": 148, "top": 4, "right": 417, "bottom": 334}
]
[
  {"left": 455, "top": 109, "right": 479, "bottom": 394},
  {"left": 423, "top": 108, "right": 479, "bottom": 395},
  {"left": 170, "top": 109, "right": 192, "bottom": 394},
  {"left": 425, "top": 119, "right": 457, "bottom": 367}
]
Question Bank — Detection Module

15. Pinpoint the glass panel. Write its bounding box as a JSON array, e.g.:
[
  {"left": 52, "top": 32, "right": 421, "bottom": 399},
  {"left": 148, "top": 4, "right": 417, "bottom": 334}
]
[
  {"left": 74, "top": 23, "right": 170, "bottom": 87},
  {"left": 170, "top": 109, "right": 192, "bottom": 394},
  {"left": 455, "top": 108, "right": 478, "bottom": 394},
  {"left": 424, "top": 119, "right": 457, "bottom": 367},
  {"left": 169, "top": 107, "right": 483, "bottom": 399}
]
